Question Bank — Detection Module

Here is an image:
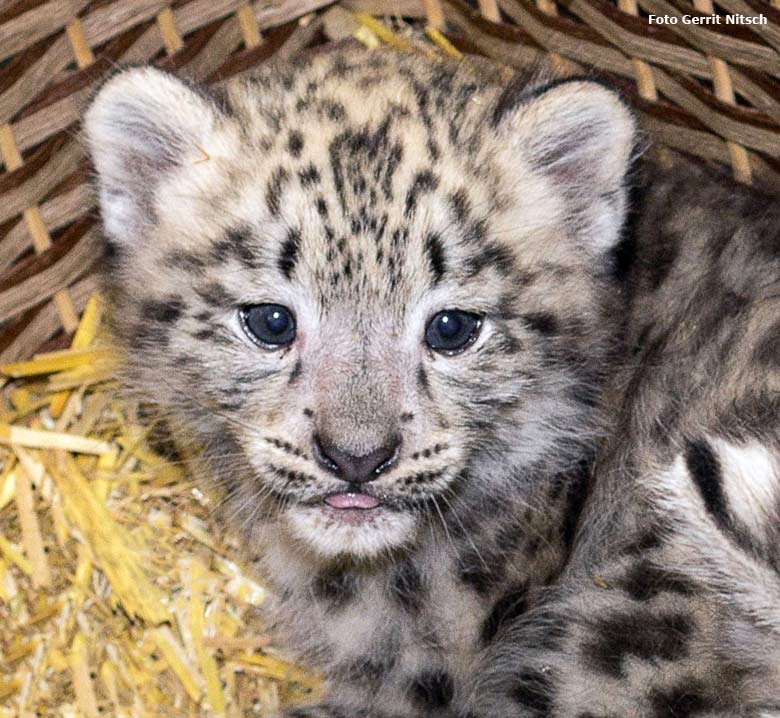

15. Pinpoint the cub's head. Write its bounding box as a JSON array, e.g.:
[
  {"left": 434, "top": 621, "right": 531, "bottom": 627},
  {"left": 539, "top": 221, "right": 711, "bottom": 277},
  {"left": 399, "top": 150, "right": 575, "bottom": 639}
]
[{"left": 86, "top": 49, "right": 636, "bottom": 561}]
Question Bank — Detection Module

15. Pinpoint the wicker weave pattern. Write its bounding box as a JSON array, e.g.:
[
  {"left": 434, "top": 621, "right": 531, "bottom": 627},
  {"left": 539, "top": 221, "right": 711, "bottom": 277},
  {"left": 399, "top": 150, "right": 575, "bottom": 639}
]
[{"left": 1, "top": 0, "right": 779, "bottom": 362}]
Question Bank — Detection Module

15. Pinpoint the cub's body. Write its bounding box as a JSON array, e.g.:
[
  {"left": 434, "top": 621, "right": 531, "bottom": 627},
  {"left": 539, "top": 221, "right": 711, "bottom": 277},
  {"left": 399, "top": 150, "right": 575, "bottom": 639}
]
[{"left": 86, "top": 47, "right": 780, "bottom": 717}]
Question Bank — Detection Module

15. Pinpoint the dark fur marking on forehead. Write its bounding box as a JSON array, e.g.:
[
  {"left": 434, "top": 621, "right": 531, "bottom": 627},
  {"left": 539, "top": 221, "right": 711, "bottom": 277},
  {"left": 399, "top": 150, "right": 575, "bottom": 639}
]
[
  {"left": 287, "top": 130, "right": 304, "bottom": 158},
  {"left": 164, "top": 250, "right": 206, "bottom": 273},
  {"left": 510, "top": 668, "right": 554, "bottom": 715},
  {"left": 299, "top": 163, "right": 321, "bottom": 188},
  {"left": 409, "top": 670, "right": 454, "bottom": 709},
  {"left": 404, "top": 170, "right": 439, "bottom": 218},
  {"left": 449, "top": 188, "right": 471, "bottom": 223},
  {"left": 424, "top": 232, "right": 447, "bottom": 285},
  {"left": 684, "top": 439, "right": 729, "bottom": 531},
  {"left": 195, "top": 282, "right": 236, "bottom": 307},
  {"left": 266, "top": 167, "right": 290, "bottom": 217},
  {"left": 279, "top": 228, "right": 302, "bottom": 279},
  {"left": 211, "top": 226, "right": 261, "bottom": 269},
  {"left": 465, "top": 242, "right": 515, "bottom": 279},
  {"left": 322, "top": 100, "right": 346, "bottom": 122},
  {"left": 481, "top": 584, "right": 528, "bottom": 645},
  {"left": 141, "top": 297, "right": 184, "bottom": 324},
  {"left": 584, "top": 610, "right": 693, "bottom": 678}
]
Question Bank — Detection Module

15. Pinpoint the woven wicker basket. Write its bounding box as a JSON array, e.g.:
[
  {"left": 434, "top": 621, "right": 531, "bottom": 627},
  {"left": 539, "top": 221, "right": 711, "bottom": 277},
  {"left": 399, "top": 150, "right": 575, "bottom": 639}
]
[
  {"left": 1, "top": 0, "right": 780, "bottom": 364},
  {"left": 1, "top": 2, "right": 779, "bottom": 715}
]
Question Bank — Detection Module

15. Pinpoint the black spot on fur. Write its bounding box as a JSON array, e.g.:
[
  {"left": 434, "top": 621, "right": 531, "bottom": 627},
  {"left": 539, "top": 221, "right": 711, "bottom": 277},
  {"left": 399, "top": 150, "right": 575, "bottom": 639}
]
[
  {"left": 457, "top": 550, "right": 504, "bottom": 595},
  {"left": 313, "top": 567, "right": 357, "bottom": 607},
  {"left": 417, "top": 365, "right": 431, "bottom": 398},
  {"left": 449, "top": 189, "right": 470, "bottom": 223},
  {"left": 685, "top": 439, "right": 729, "bottom": 529},
  {"left": 465, "top": 242, "right": 514, "bottom": 278},
  {"left": 340, "top": 653, "right": 397, "bottom": 688},
  {"left": 585, "top": 611, "right": 693, "bottom": 678},
  {"left": 620, "top": 562, "right": 694, "bottom": 602},
  {"left": 404, "top": 170, "right": 439, "bottom": 217},
  {"left": 391, "top": 559, "right": 424, "bottom": 613},
  {"left": 622, "top": 529, "right": 663, "bottom": 556},
  {"left": 142, "top": 297, "right": 183, "bottom": 324},
  {"left": 754, "top": 318, "right": 780, "bottom": 366},
  {"left": 425, "top": 232, "right": 446, "bottom": 284},
  {"left": 510, "top": 669, "right": 553, "bottom": 716},
  {"left": 561, "top": 462, "right": 590, "bottom": 548},
  {"left": 279, "top": 228, "right": 302, "bottom": 279},
  {"left": 165, "top": 249, "right": 206, "bottom": 272},
  {"left": 195, "top": 282, "right": 235, "bottom": 307},
  {"left": 481, "top": 584, "right": 528, "bottom": 644},
  {"left": 192, "top": 328, "right": 216, "bottom": 341},
  {"left": 287, "top": 131, "right": 304, "bottom": 158},
  {"left": 299, "top": 164, "right": 321, "bottom": 187},
  {"left": 288, "top": 358, "right": 302, "bottom": 384},
  {"left": 211, "top": 226, "right": 260, "bottom": 269},
  {"left": 647, "top": 226, "right": 679, "bottom": 290},
  {"left": 266, "top": 167, "right": 290, "bottom": 217},
  {"left": 650, "top": 680, "right": 715, "bottom": 718},
  {"left": 523, "top": 312, "right": 559, "bottom": 335},
  {"left": 409, "top": 670, "right": 454, "bottom": 709}
]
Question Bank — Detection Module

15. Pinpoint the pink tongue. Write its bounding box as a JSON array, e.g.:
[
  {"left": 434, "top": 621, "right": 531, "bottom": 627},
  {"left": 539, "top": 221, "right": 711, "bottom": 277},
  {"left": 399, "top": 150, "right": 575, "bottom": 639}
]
[{"left": 325, "top": 492, "right": 379, "bottom": 510}]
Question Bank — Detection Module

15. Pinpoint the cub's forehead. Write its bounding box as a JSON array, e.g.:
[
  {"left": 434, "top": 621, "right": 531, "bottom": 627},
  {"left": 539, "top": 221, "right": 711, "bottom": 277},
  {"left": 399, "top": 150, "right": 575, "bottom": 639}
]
[{"left": 154, "top": 50, "right": 514, "bottom": 305}]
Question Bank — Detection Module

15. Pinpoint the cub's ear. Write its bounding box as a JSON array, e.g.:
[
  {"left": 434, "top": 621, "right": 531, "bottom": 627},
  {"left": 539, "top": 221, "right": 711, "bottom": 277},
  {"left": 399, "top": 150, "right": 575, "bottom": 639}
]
[
  {"left": 84, "top": 67, "right": 221, "bottom": 246},
  {"left": 495, "top": 77, "right": 636, "bottom": 191},
  {"left": 494, "top": 78, "right": 637, "bottom": 250}
]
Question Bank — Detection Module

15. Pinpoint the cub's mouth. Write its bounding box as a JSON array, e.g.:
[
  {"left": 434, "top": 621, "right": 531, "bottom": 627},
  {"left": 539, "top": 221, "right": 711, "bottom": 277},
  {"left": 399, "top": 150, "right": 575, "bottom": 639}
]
[
  {"left": 324, "top": 491, "right": 380, "bottom": 510},
  {"left": 323, "top": 491, "right": 382, "bottom": 525}
]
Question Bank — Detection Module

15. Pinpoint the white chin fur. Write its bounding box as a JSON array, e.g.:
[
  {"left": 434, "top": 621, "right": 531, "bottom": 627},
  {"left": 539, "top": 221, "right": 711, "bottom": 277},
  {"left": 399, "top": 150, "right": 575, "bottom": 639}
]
[{"left": 285, "top": 506, "right": 418, "bottom": 558}]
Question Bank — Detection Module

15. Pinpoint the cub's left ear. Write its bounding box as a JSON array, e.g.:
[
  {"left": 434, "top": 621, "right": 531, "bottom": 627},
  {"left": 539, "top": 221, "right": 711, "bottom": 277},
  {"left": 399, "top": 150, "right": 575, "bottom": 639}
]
[
  {"left": 496, "top": 78, "right": 636, "bottom": 191},
  {"left": 494, "top": 78, "right": 637, "bottom": 248},
  {"left": 84, "top": 67, "right": 222, "bottom": 246}
]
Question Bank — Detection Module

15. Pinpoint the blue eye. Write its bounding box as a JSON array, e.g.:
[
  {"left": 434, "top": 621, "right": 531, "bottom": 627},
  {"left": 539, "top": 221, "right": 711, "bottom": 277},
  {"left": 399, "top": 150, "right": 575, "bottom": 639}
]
[
  {"left": 425, "top": 310, "right": 482, "bottom": 354},
  {"left": 240, "top": 304, "right": 296, "bottom": 347}
]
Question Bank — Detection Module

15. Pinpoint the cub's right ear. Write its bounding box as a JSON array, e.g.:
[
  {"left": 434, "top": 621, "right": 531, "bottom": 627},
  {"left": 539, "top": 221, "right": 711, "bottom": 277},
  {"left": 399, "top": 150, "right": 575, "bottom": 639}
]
[{"left": 84, "top": 67, "right": 221, "bottom": 247}]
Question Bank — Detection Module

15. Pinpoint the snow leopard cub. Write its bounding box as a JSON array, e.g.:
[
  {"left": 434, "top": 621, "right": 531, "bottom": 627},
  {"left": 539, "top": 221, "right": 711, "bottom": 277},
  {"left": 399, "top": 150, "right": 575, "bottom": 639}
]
[{"left": 85, "top": 47, "right": 636, "bottom": 717}]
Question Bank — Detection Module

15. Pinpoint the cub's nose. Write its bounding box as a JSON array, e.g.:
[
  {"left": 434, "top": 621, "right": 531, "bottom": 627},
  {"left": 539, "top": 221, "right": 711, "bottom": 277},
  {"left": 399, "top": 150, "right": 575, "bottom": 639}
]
[{"left": 313, "top": 435, "right": 401, "bottom": 484}]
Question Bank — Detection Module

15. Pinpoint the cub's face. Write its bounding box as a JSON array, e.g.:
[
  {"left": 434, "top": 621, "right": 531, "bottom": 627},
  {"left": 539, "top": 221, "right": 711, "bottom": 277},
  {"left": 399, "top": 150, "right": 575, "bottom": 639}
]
[{"left": 86, "top": 50, "right": 635, "bottom": 559}]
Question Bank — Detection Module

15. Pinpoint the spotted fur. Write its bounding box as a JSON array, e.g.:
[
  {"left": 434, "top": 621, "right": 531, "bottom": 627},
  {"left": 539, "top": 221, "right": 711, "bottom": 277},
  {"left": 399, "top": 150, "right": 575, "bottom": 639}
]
[
  {"left": 465, "top": 159, "right": 780, "bottom": 717},
  {"left": 86, "top": 46, "right": 649, "bottom": 717}
]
